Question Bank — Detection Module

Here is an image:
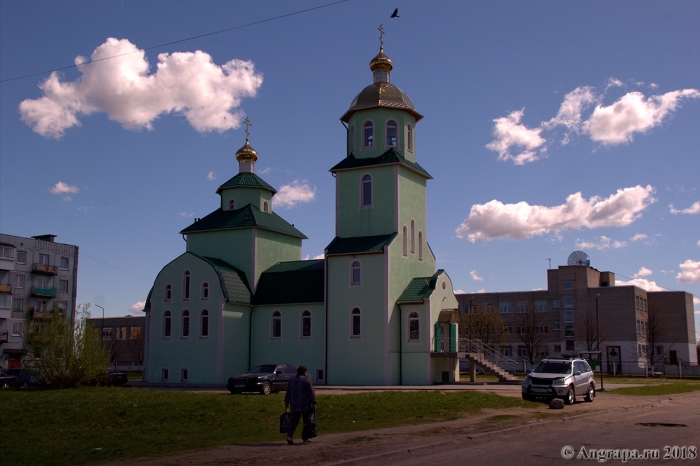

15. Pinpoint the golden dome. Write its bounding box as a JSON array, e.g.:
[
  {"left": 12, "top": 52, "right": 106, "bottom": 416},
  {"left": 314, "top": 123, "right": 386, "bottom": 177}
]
[
  {"left": 369, "top": 47, "right": 393, "bottom": 73},
  {"left": 235, "top": 139, "right": 258, "bottom": 164}
]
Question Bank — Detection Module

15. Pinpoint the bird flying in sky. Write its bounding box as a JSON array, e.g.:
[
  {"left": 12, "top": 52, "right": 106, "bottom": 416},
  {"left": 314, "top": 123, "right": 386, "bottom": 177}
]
[{"left": 391, "top": 8, "right": 399, "bottom": 18}]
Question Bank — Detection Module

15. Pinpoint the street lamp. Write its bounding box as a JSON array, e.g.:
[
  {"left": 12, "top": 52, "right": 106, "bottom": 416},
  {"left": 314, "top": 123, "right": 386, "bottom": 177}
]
[
  {"left": 95, "top": 304, "right": 105, "bottom": 344},
  {"left": 595, "top": 294, "right": 604, "bottom": 391}
]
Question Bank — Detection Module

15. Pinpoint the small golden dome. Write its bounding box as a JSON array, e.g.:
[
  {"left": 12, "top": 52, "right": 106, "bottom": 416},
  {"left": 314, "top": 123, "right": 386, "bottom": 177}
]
[
  {"left": 369, "top": 47, "right": 393, "bottom": 73},
  {"left": 235, "top": 139, "right": 258, "bottom": 163}
]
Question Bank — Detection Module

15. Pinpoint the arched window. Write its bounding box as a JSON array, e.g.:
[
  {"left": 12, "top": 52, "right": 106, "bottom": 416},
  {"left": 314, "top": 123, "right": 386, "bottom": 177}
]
[
  {"left": 363, "top": 121, "right": 374, "bottom": 147},
  {"left": 181, "top": 310, "right": 190, "bottom": 338},
  {"left": 351, "top": 308, "right": 362, "bottom": 338},
  {"left": 228, "top": 199, "right": 235, "bottom": 210},
  {"left": 271, "top": 311, "right": 282, "bottom": 339},
  {"left": 407, "top": 124, "right": 413, "bottom": 152},
  {"left": 402, "top": 225, "right": 408, "bottom": 256},
  {"left": 351, "top": 260, "right": 361, "bottom": 285},
  {"left": 200, "top": 310, "right": 209, "bottom": 338},
  {"left": 163, "top": 310, "right": 171, "bottom": 338},
  {"left": 418, "top": 231, "right": 423, "bottom": 261},
  {"left": 164, "top": 284, "right": 172, "bottom": 301},
  {"left": 410, "top": 220, "right": 415, "bottom": 253},
  {"left": 183, "top": 271, "right": 190, "bottom": 300},
  {"left": 301, "top": 310, "right": 311, "bottom": 338},
  {"left": 201, "top": 282, "right": 209, "bottom": 300},
  {"left": 386, "top": 120, "right": 398, "bottom": 147},
  {"left": 349, "top": 125, "right": 355, "bottom": 153},
  {"left": 408, "top": 312, "right": 420, "bottom": 341},
  {"left": 263, "top": 201, "right": 269, "bottom": 213},
  {"left": 361, "top": 174, "right": 372, "bottom": 207}
]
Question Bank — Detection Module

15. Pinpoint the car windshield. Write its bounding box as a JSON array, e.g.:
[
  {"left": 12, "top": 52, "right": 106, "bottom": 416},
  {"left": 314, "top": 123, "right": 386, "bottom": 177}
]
[
  {"left": 534, "top": 361, "right": 572, "bottom": 374},
  {"left": 249, "top": 364, "right": 277, "bottom": 374}
]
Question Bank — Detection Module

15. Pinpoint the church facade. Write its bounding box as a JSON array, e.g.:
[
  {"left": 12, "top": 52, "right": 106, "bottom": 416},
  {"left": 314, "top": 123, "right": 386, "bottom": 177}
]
[{"left": 143, "top": 42, "right": 459, "bottom": 386}]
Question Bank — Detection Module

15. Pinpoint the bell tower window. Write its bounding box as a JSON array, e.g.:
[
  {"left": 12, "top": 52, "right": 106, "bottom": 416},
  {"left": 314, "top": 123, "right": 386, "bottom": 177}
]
[
  {"left": 407, "top": 124, "right": 413, "bottom": 152},
  {"left": 386, "top": 120, "right": 398, "bottom": 147},
  {"left": 263, "top": 201, "right": 269, "bottom": 213},
  {"left": 228, "top": 199, "right": 235, "bottom": 211},
  {"left": 361, "top": 174, "right": 372, "bottom": 207},
  {"left": 363, "top": 121, "right": 374, "bottom": 148}
]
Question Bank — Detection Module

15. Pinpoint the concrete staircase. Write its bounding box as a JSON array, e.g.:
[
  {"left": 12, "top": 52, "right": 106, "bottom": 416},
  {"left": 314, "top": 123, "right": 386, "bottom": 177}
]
[{"left": 463, "top": 352, "right": 520, "bottom": 384}]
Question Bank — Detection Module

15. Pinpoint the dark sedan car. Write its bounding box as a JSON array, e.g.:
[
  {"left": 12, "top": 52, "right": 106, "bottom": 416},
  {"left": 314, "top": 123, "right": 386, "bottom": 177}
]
[
  {"left": 106, "top": 368, "right": 128, "bottom": 386},
  {"left": 5, "top": 368, "right": 47, "bottom": 388},
  {"left": 227, "top": 364, "right": 296, "bottom": 395}
]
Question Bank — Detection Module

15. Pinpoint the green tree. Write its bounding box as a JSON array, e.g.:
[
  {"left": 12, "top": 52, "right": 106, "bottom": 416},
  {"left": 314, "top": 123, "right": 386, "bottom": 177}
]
[
  {"left": 460, "top": 304, "right": 507, "bottom": 347},
  {"left": 514, "top": 304, "right": 550, "bottom": 365},
  {"left": 24, "top": 304, "right": 110, "bottom": 388}
]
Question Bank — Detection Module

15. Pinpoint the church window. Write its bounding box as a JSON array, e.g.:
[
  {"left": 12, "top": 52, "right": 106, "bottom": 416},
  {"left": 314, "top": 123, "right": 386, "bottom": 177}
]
[
  {"left": 271, "top": 311, "right": 282, "bottom": 339},
  {"left": 183, "top": 271, "right": 191, "bottom": 300},
  {"left": 350, "top": 261, "right": 361, "bottom": 285},
  {"left": 349, "top": 125, "right": 355, "bottom": 153},
  {"left": 163, "top": 311, "right": 171, "bottom": 338},
  {"left": 181, "top": 310, "right": 190, "bottom": 338},
  {"left": 164, "top": 284, "right": 172, "bottom": 301},
  {"left": 402, "top": 225, "right": 408, "bottom": 256},
  {"left": 228, "top": 199, "right": 235, "bottom": 210},
  {"left": 407, "top": 124, "right": 413, "bottom": 152},
  {"left": 418, "top": 231, "right": 423, "bottom": 260},
  {"left": 386, "top": 120, "right": 398, "bottom": 147},
  {"left": 200, "top": 310, "right": 209, "bottom": 338},
  {"left": 410, "top": 220, "right": 415, "bottom": 253},
  {"left": 408, "top": 312, "right": 420, "bottom": 341},
  {"left": 201, "top": 282, "right": 209, "bottom": 300},
  {"left": 361, "top": 174, "right": 372, "bottom": 207},
  {"left": 351, "top": 308, "right": 362, "bottom": 338},
  {"left": 363, "top": 121, "right": 374, "bottom": 147},
  {"left": 301, "top": 310, "right": 311, "bottom": 338},
  {"left": 263, "top": 201, "right": 269, "bottom": 213}
]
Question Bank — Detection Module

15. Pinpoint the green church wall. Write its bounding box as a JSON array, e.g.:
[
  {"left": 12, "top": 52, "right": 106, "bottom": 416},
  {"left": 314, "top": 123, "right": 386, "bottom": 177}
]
[
  {"left": 187, "top": 229, "right": 254, "bottom": 282},
  {"left": 222, "top": 304, "right": 251, "bottom": 382},
  {"left": 336, "top": 165, "right": 395, "bottom": 237},
  {"left": 249, "top": 303, "right": 325, "bottom": 383},
  {"left": 220, "top": 186, "right": 273, "bottom": 213},
  {"left": 347, "top": 108, "right": 418, "bottom": 163},
  {"left": 253, "top": 229, "right": 302, "bottom": 291}
]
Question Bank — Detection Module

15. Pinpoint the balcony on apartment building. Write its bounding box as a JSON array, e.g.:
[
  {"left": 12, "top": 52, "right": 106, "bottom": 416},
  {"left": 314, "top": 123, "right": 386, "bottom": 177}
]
[
  {"left": 31, "top": 287, "right": 56, "bottom": 298},
  {"left": 0, "top": 332, "right": 8, "bottom": 344},
  {"left": 29, "top": 308, "right": 61, "bottom": 320},
  {"left": 0, "top": 284, "right": 11, "bottom": 294},
  {"left": 32, "top": 263, "right": 58, "bottom": 275}
]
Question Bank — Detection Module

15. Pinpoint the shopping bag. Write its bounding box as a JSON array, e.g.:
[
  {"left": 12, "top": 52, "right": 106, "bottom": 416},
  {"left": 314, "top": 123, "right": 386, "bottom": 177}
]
[
  {"left": 279, "top": 411, "right": 292, "bottom": 434},
  {"left": 302, "top": 409, "right": 317, "bottom": 439}
]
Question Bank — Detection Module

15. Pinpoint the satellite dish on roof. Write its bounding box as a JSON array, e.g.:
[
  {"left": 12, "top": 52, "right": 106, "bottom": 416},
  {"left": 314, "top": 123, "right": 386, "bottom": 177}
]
[{"left": 567, "top": 250, "right": 590, "bottom": 267}]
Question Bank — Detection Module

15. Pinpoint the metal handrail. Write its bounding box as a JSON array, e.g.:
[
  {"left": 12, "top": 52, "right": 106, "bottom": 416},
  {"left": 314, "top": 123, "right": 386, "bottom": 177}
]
[{"left": 459, "top": 338, "right": 520, "bottom": 374}]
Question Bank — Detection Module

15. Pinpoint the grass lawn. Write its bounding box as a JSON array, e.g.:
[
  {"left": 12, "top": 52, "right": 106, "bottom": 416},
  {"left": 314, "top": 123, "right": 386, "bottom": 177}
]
[
  {"left": 608, "top": 380, "right": 700, "bottom": 396},
  {"left": 0, "top": 387, "right": 536, "bottom": 465}
]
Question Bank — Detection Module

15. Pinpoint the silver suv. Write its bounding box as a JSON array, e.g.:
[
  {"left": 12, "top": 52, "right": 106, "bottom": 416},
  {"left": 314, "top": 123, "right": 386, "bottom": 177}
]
[{"left": 522, "top": 358, "right": 596, "bottom": 404}]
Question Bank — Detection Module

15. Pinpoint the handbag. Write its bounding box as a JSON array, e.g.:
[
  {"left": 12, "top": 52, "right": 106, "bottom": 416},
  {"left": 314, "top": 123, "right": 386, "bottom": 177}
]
[
  {"left": 279, "top": 410, "right": 292, "bottom": 434},
  {"left": 302, "top": 409, "right": 317, "bottom": 439}
]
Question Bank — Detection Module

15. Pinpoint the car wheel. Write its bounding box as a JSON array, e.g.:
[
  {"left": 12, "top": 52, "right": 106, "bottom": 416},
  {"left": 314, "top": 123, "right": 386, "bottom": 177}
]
[
  {"left": 21, "top": 381, "right": 29, "bottom": 389},
  {"left": 585, "top": 384, "right": 595, "bottom": 402},
  {"left": 522, "top": 394, "right": 533, "bottom": 402},
  {"left": 1, "top": 382, "right": 8, "bottom": 389},
  {"left": 564, "top": 386, "right": 575, "bottom": 405},
  {"left": 260, "top": 381, "right": 272, "bottom": 395}
]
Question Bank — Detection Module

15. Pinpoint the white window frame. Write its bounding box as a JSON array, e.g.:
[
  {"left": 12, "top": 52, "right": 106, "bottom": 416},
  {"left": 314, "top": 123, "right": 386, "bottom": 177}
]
[
  {"left": 39, "top": 254, "right": 50, "bottom": 266},
  {"left": 271, "top": 311, "right": 282, "bottom": 339},
  {"left": 263, "top": 201, "right": 269, "bottom": 213},
  {"left": 407, "top": 311, "right": 420, "bottom": 342},
  {"left": 535, "top": 300, "right": 547, "bottom": 312},
  {"left": 102, "top": 327, "right": 113, "bottom": 340},
  {"left": 228, "top": 199, "right": 235, "bottom": 210},
  {"left": 362, "top": 120, "right": 374, "bottom": 148},
  {"left": 516, "top": 301, "right": 528, "bottom": 313},
  {"left": 300, "top": 310, "right": 312, "bottom": 339},
  {"left": 410, "top": 219, "right": 415, "bottom": 253},
  {"left": 200, "top": 309, "right": 209, "bottom": 338},
  {"left": 164, "top": 284, "right": 172, "bottom": 301},
  {"left": 59, "top": 256, "right": 69, "bottom": 270},
  {"left": 418, "top": 231, "right": 423, "bottom": 261},
  {"left": 402, "top": 225, "right": 408, "bottom": 256},
  {"left": 407, "top": 124, "right": 413, "bottom": 152},
  {"left": 163, "top": 310, "right": 172, "bottom": 339},
  {"left": 499, "top": 302, "right": 511, "bottom": 314},
  {"left": 315, "top": 368, "right": 325, "bottom": 384},
  {"left": 161, "top": 368, "right": 169, "bottom": 382},
  {"left": 0, "top": 246, "right": 15, "bottom": 260},
  {"left": 59, "top": 279, "right": 68, "bottom": 293},
  {"left": 563, "top": 281, "right": 573, "bottom": 290},
  {"left": 181, "top": 310, "right": 190, "bottom": 338},
  {"left": 350, "top": 260, "right": 362, "bottom": 286},
  {"left": 360, "top": 174, "right": 373, "bottom": 208},
  {"left": 11, "top": 321, "right": 24, "bottom": 336},
  {"left": 180, "top": 367, "right": 189, "bottom": 382},
  {"left": 350, "top": 308, "right": 362, "bottom": 339},
  {"left": 12, "top": 297, "right": 22, "bottom": 312},
  {"left": 385, "top": 119, "right": 398, "bottom": 148},
  {"left": 183, "top": 271, "right": 191, "bottom": 300},
  {"left": 563, "top": 296, "right": 574, "bottom": 308},
  {"left": 116, "top": 326, "right": 126, "bottom": 340},
  {"left": 201, "top": 282, "right": 209, "bottom": 300},
  {"left": 16, "top": 251, "right": 27, "bottom": 265}
]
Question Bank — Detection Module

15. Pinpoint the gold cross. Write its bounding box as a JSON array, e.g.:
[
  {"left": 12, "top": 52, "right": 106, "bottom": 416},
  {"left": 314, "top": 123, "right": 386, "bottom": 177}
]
[
  {"left": 244, "top": 117, "right": 252, "bottom": 140},
  {"left": 378, "top": 24, "right": 384, "bottom": 49}
]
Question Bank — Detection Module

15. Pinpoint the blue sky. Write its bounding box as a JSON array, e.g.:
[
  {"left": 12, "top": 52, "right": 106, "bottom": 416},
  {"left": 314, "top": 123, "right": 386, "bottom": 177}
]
[{"left": 1, "top": 1, "right": 699, "bottom": 338}]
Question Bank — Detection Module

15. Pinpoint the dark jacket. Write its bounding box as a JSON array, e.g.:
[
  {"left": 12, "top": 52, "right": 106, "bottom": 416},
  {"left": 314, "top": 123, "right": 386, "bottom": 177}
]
[{"left": 284, "top": 375, "right": 316, "bottom": 412}]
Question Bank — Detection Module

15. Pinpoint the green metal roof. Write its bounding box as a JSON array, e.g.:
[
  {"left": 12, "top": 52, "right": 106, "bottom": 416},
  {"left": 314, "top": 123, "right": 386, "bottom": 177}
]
[
  {"left": 325, "top": 233, "right": 397, "bottom": 255},
  {"left": 197, "top": 255, "right": 252, "bottom": 304},
  {"left": 217, "top": 173, "right": 276, "bottom": 194},
  {"left": 253, "top": 260, "right": 324, "bottom": 305},
  {"left": 397, "top": 269, "right": 445, "bottom": 303},
  {"left": 180, "top": 204, "right": 307, "bottom": 239},
  {"left": 329, "top": 148, "right": 432, "bottom": 179}
]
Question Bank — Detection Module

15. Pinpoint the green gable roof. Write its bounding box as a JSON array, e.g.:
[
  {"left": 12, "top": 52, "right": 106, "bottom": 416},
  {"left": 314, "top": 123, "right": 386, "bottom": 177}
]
[
  {"left": 180, "top": 204, "right": 307, "bottom": 239},
  {"left": 329, "top": 148, "right": 432, "bottom": 179},
  {"left": 197, "top": 255, "right": 252, "bottom": 304},
  {"left": 325, "top": 233, "right": 397, "bottom": 255},
  {"left": 253, "top": 260, "right": 324, "bottom": 305},
  {"left": 397, "top": 269, "right": 446, "bottom": 303},
  {"left": 217, "top": 173, "right": 276, "bottom": 194}
]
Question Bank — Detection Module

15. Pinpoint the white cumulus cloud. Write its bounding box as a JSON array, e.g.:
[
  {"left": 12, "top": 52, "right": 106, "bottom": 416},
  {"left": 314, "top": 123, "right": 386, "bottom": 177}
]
[
  {"left": 50, "top": 181, "right": 79, "bottom": 195},
  {"left": 543, "top": 86, "right": 598, "bottom": 131},
  {"left": 19, "top": 38, "right": 263, "bottom": 138},
  {"left": 575, "top": 236, "right": 627, "bottom": 250},
  {"left": 669, "top": 201, "right": 700, "bottom": 215},
  {"left": 470, "top": 270, "right": 483, "bottom": 281},
  {"left": 630, "top": 233, "right": 648, "bottom": 242},
  {"left": 207, "top": 171, "right": 216, "bottom": 181},
  {"left": 633, "top": 267, "right": 653, "bottom": 278},
  {"left": 128, "top": 301, "right": 145, "bottom": 313},
  {"left": 456, "top": 185, "right": 656, "bottom": 242},
  {"left": 485, "top": 109, "right": 546, "bottom": 164},
  {"left": 179, "top": 211, "right": 194, "bottom": 218},
  {"left": 676, "top": 259, "right": 700, "bottom": 283},
  {"left": 584, "top": 89, "right": 700, "bottom": 145},
  {"left": 274, "top": 180, "right": 316, "bottom": 209},
  {"left": 616, "top": 277, "right": 666, "bottom": 291}
]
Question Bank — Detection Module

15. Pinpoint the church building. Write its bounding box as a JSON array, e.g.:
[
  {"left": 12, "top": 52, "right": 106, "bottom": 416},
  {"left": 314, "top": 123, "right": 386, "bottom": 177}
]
[{"left": 143, "top": 36, "right": 459, "bottom": 386}]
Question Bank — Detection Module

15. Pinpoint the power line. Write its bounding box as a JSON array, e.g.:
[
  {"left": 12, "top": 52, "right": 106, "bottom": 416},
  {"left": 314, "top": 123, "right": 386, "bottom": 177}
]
[
  {"left": 79, "top": 252, "right": 151, "bottom": 281},
  {"left": 0, "top": 0, "right": 349, "bottom": 83}
]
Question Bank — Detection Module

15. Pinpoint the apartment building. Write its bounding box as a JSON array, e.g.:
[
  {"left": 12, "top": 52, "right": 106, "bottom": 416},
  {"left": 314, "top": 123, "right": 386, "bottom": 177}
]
[
  {"left": 0, "top": 233, "right": 79, "bottom": 370},
  {"left": 87, "top": 315, "right": 145, "bottom": 371},
  {"left": 456, "top": 256, "right": 696, "bottom": 375}
]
